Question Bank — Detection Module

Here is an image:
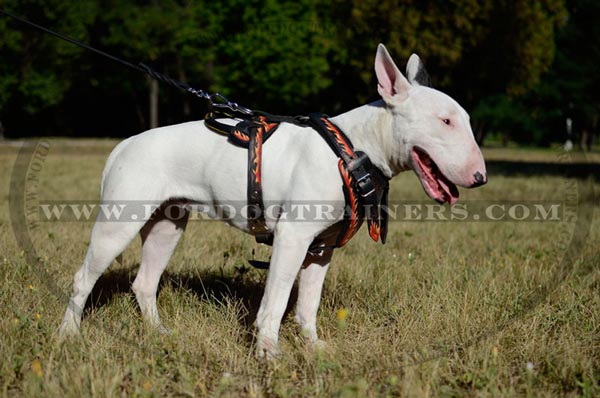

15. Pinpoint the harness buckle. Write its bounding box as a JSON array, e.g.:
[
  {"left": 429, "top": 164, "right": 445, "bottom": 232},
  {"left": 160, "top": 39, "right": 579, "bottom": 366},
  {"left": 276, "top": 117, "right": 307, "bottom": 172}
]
[
  {"left": 357, "top": 178, "right": 376, "bottom": 198},
  {"left": 348, "top": 152, "right": 376, "bottom": 198}
]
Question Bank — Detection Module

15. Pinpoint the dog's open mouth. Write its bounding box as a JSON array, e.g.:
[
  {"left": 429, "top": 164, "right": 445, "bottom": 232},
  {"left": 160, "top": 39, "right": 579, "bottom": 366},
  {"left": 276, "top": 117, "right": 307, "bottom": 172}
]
[{"left": 411, "top": 147, "right": 459, "bottom": 204}]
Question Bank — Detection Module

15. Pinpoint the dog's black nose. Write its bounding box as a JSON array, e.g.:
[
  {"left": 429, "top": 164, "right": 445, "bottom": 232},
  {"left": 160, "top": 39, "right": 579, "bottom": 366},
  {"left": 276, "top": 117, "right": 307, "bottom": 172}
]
[{"left": 471, "top": 171, "right": 487, "bottom": 187}]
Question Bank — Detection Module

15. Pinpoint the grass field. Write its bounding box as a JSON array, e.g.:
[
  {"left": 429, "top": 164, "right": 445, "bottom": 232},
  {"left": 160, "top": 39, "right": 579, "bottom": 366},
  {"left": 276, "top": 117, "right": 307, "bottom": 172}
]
[{"left": 0, "top": 139, "right": 598, "bottom": 397}]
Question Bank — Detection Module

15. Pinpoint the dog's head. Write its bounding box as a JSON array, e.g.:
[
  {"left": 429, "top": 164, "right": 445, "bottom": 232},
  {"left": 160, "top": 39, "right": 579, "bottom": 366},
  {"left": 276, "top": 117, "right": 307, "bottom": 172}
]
[{"left": 375, "top": 44, "right": 486, "bottom": 204}]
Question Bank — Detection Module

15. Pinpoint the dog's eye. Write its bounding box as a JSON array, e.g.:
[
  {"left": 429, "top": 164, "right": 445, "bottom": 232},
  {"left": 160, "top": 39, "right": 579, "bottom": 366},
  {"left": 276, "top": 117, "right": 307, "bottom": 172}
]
[{"left": 442, "top": 118, "right": 451, "bottom": 126}]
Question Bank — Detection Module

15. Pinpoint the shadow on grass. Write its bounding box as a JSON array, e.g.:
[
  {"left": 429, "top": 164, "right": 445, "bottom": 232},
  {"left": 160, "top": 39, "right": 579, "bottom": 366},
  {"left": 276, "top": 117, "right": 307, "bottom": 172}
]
[{"left": 83, "top": 265, "right": 295, "bottom": 334}]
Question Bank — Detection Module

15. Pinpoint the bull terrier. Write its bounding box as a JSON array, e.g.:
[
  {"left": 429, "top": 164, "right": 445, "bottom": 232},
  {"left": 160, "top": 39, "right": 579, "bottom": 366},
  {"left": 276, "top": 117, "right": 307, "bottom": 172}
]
[{"left": 59, "top": 44, "right": 486, "bottom": 359}]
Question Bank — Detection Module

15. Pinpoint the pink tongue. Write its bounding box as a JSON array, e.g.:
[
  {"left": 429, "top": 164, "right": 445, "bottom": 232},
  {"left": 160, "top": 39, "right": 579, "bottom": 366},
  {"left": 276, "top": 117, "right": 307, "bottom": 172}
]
[
  {"left": 437, "top": 178, "right": 458, "bottom": 204},
  {"left": 413, "top": 148, "right": 459, "bottom": 204}
]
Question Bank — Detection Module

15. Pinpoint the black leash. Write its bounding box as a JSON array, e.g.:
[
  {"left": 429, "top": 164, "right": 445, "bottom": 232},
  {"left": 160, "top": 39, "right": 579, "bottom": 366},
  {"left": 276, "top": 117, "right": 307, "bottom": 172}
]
[
  {"left": 0, "top": 8, "right": 254, "bottom": 116},
  {"left": 1, "top": 8, "right": 390, "bottom": 270}
]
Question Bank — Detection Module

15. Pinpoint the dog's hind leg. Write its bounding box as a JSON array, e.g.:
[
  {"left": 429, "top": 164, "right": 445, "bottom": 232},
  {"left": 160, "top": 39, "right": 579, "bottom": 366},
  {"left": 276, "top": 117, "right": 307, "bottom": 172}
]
[
  {"left": 295, "top": 249, "right": 333, "bottom": 347},
  {"left": 132, "top": 204, "right": 189, "bottom": 333},
  {"left": 59, "top": 220, "right": 144, "bottom": 337}
]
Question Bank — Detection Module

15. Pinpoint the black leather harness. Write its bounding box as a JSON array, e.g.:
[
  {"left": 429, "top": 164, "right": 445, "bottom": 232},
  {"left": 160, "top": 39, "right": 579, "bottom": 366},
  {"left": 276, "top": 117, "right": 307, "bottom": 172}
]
[{"left": 204, "top": 110, "right": 390, "bottom": 254}]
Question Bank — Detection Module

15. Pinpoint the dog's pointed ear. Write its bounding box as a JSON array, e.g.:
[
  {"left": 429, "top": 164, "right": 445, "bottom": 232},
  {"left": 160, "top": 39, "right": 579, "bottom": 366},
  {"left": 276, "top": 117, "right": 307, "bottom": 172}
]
[
  {"left": 375, "top": 44, "right": 411, "bottom": 103},
  {"left": 406, "top": 53, "right": 432, "bottom": 87}
]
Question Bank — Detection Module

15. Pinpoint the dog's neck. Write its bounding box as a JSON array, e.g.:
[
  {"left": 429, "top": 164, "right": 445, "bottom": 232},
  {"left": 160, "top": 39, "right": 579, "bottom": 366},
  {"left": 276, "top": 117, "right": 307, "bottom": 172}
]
[{"left": 330, "top": 100, "right": 408, "bottom": 178}]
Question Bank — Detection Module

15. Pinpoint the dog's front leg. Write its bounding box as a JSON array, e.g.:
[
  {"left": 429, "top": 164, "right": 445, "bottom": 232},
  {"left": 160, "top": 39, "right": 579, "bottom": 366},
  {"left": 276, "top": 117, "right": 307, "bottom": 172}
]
[
  {"left": 295, "top": 249, "right": 332, "bottom": 348},
  {"left": 255, "top": 224, "right": 314, "bottom": 359}
]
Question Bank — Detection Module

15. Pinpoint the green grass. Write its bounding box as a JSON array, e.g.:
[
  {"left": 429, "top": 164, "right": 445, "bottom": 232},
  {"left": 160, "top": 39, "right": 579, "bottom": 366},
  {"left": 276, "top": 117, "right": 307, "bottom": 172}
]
[{"left": 1, "top": 140, "right": 599, "bottom": 397}]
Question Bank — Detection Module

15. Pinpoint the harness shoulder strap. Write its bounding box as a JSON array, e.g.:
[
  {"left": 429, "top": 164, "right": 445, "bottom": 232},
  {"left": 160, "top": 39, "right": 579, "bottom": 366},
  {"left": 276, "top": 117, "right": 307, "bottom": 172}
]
[{"left": 308, "top": 114, "right": 390, "bottom": 244}]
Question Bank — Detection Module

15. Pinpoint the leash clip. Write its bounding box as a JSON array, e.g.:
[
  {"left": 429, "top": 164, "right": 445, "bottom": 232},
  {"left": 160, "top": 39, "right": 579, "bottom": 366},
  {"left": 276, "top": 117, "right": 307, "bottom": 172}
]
[{"left": 211, "top": 92, "right": 254, "bottom": 116}]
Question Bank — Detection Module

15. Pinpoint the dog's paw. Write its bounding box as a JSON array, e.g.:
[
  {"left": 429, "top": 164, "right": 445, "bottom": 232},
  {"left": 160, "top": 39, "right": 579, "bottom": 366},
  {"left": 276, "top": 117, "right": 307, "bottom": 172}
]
[
  {"left": 156, "top": 324, "right": 173, "bottom": 335},
  {"left": 299, "top": 328, "right": 326, "bottom": 350},
  {"left": 299, "top": 334, "right": 327, "bottom": 352},
  {"left": 310, "top": 338, "right": 328, "bottom": 351},
  {"left": 256, "top": 336, "right": 281, "bottom": 361},
  {"left": 57, "top": 319, "right": 80, "bottom": 340}
]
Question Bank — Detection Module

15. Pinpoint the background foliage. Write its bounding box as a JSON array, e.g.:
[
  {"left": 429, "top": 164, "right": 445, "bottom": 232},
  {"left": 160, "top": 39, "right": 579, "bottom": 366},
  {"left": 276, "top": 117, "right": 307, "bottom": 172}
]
[{"left": 0, "top": 0, "right": 597, "bottom": 146}]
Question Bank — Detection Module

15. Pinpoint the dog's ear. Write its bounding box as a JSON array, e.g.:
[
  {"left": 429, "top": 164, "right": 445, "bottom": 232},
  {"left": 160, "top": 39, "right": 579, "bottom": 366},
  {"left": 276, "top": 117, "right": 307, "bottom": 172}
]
[
  {"left": 406, "top": 54, "right": 431, "bottom": 87},
  {"left": 375, "top": 44, "right": 411, "bottom": 103}
]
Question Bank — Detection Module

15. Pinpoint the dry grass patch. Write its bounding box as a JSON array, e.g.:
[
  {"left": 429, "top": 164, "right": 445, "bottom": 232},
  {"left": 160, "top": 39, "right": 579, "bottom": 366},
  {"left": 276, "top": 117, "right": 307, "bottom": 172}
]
[{"left": 0, "top": 140, "right": 598, "bottom": 397}]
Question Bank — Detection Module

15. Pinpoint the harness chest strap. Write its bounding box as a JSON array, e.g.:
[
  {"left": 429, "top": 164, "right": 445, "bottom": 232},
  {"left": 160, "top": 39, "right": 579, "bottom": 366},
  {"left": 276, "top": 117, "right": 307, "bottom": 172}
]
[
  {"left": 246, "top": 117, "right": 280, "bottom": 240},
  {"left": 205, "top": 112, "right": 297, "bottom": 244},
  {"left": 307, "top": 114, "right": 390, "bottom": 245},
  {"left": 204, "top": 112, "right": 390, "bottom": 248}
]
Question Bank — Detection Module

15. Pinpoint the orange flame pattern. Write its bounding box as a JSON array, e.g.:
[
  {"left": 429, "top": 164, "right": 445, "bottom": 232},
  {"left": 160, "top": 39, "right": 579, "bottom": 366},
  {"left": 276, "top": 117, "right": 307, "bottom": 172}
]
[
  {"left": 337, "top": 159, "right": 361, "bottom": 246},
  {"left": 368, "top": 220, "right": 380, "bottom": 242},
  {"left": 233, "top": 129, "right": 249, "bottom": 143},
  {"left": 251, "top": 117, "right": 279, "bottom": 185},
  {"left": 252, "top": 126, "right": 264, "bottom": 184},
  {"left": 321, "top": 118, "right": 355, "bottom": 159},
  {"left": 257, "top": 116, "right": 279, "bottom": 132}
]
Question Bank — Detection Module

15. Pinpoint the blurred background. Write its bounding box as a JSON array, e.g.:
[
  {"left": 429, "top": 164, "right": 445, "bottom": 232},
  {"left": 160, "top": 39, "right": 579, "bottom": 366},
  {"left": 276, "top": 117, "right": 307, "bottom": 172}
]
[{"left": 0, "top": 0, "right": 597, "bottom": 148}]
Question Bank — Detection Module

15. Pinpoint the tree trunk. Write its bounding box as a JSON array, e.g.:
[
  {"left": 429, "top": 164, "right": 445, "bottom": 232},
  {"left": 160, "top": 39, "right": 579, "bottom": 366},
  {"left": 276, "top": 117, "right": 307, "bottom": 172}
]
[
  {"left": 149, "top": 77, "right": 159, "bottom": 129},
  {"left": 580, "top": 128, "right": 588, "bottom": 151}
]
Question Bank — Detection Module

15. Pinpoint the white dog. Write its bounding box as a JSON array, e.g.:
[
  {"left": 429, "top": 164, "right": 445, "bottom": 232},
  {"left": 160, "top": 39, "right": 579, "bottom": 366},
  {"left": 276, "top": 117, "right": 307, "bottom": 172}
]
[{"left": 59, "top": 44, "right": 486, "bottom": 358}]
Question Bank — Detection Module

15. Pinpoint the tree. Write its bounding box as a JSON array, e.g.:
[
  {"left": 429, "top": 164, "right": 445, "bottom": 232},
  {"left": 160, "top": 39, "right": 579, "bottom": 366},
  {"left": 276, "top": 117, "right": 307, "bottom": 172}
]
[
  {"left": 530, "top": 0, "right": 600, "bottom": 148},
  {"left": 319, "top": 0, "right": 566, "bottom": 144},
  {"left": 469, "top": 0, "right": 599, "bottom": 147},
  {"left": 0, "top": 0, "right": 582, "bottom": 144},
  {"left": 0, "top": 0, "right": 98, "bottom": 136},
  {"left": 209, "top": 0, "right": 332, "bottom": 114},
  {"left": 101, "top": 0, "right": 182, "bottom": 129}
]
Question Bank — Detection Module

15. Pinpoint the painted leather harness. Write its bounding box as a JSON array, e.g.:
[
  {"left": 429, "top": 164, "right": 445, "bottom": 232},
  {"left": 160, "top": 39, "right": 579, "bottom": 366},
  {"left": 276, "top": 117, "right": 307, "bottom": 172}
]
[{"left": 204, "top": 109, "right": 390, "bottom": 254}]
